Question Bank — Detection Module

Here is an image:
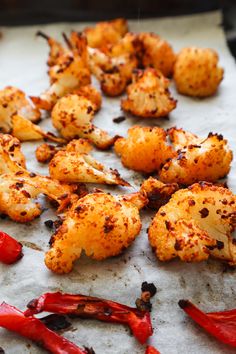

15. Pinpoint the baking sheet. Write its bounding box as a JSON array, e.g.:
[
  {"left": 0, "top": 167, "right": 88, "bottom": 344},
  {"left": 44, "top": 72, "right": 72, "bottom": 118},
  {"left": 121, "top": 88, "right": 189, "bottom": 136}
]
[{"left": 0, "top": 10, "right": 236, "bottom": 354}]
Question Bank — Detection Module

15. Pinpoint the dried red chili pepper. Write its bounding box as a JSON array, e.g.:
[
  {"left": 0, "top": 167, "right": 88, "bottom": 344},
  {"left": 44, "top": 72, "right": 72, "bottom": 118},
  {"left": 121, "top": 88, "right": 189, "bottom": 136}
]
[
  {"left": 0, "top": 231, "right": 23, "bottom": 264},
  {"left": 0, "top": 302, "right": 91, "bottom": 354},
  {"left": 179, "top": 299, "right": 236, "bottom": 347},
  {"left": 25, "top": 291, "right": 153, "bottom": 344},
  {"left": 145, "top": 345, "right": 161, "bottom": 353}
]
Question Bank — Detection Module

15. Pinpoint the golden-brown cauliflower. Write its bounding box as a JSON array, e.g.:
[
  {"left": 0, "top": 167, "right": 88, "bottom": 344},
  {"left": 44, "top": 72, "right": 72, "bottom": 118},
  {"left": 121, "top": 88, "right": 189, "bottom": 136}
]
[
  {"left": 159, "top": 128, "right": 233, "bottom": 185},
  {"left": 84, "top": 18, "right": 128, "bottom": 51},
  {"left": 72, "top": 85, "right": 102, "bottom": 111},
  {"left": 0, "top": 86, "right": 41, "bottom": 133},
  {"left": 11, "top": 114, "right": 65, "bottom": 143},
  {"left": 148, "top": 182, "right": 236, "bottom": 264},
  {"left": 36, "top": 31, "right": 69, "bottom": 67},
  {"left": 140, "top": 177, "right": 179, "bottom": 210},
  {"left": 89, "top": 47, "right": 138, "bottom": 96},
  {"left": 52, "top": 94, "right": 116, "bottom": 149},
  {"left": 114, "top": 126, "right": 176, "bottom": 173},
  {"left": 107, "top": 32, "right": 141, "bottom": 58},
  {"left": 139, "top": 33, "right": 176, "bottom": 77},
  {"left": 121, "top": 68, "right": 177, "bottom": 118},
  {"left": 31, "top": 33, "right": 91, "bottom": 110},
  {"left": 0, "top": 134, "right": 26, "bottom": 172},
  {"left": 35, "top": 143, "right": 60, "bottom": 163},
  {"left": 45, "top": 190, "right": 148, "bottom": 273},
  {"left": 173, "top": 47, "right": 224, "bottom": 97},
  {"left": 49, "top": 139, "right": 129, "bottom": 186},
  {"left": 0, "top": 171, "right": 76, "bottom": 222}
]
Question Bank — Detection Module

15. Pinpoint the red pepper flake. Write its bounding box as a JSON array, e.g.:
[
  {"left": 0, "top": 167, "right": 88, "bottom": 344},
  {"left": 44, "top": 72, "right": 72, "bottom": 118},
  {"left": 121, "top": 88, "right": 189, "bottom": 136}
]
[
  {"left": 0, "top": 231, "right": 23, "bottom": 264},
  {"left": 145, "top": 345, "right": 160, "bottom": 354},
  {"left": 179, "top": 299, "right": 236, "bottom": 347}
]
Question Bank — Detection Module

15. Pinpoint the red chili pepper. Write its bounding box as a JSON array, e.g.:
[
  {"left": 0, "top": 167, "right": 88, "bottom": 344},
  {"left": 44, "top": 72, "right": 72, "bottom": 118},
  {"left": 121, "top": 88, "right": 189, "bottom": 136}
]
[
  {"left": 179, "top": 299, "right": 236, "bottom": 347},
  {"left": 25, "top": 292, "right": 153, "bottom": 344},
  {"left": 145, "top": 345, "right": 161, "bottom": 354},
  {"left": 0, "top": 302, "right": 90, "bottom": 354},
  {"left": 0, "top": 231, "right": 23, "bottom": 264}
]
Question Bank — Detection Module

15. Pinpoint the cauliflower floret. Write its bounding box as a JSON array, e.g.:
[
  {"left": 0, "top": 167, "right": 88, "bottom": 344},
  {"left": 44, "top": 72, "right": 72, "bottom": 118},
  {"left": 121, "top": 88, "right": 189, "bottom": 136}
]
[
  {"left": 107, "top": 32, "right": 141, "bottom": 57},
  {"left": 139, "top": 33, "right": 176, "bottom": 77},
  {"left": 173, "top": 47, "right": 224, "bottom": 97},
  {"left": 0, "top": 134, "right": 26, "bottom": 172},
  {"left": 36, "top": 31, "right": 69, "bottom": 67},
  {"left": 0, "top": 171, "right": 76, "bottom": 222},
  {"left": 11, "top": 114, "right": 65, "bottom": 143},
  {"left": 31, "top": 34, "right": 91, "bottom": 110},
  {"left": 148, "top": 182, "right": 236, "bottom": 264},
  {"left": 45, "top": 191, "right": 147, "bottom": 273},
  {"left": 49, "top": 139, "right": 129, "bottom": 186},
  {"left": 84, "top": 18, "right": 128, "bottom": 51},
  {"left": 140, "top": 177, "right": 179, "bottom": 210},
  {"left": 159, "top": 128, "right": 233, "bottom": 185},
  {"left": 114, "top": 126, "right": 176, "bottom": 173},
  {"left": 121, "top": 68, "right": 177, "bottom": 118},
  {"left": 72, "top": 85, "right": 102, "bottom": 111},
  {"left": 35, "top": 143, "right": 60, "bottom": 163},
  {"left": 0, "top": 86, "right": 41, "bottom": 133},
  {"left": 89, "top": 47, "right": 138, "bottom": 96},
  {"left": 52, "top": 94, "right": 116, "bottom": 149}
]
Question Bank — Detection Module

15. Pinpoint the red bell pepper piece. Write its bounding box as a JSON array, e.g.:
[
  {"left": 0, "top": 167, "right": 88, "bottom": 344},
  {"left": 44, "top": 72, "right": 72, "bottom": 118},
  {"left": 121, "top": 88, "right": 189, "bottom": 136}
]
[
  {"left": 145, "top": 345, "right": 161, "bottom": 353},
  {"left": 0, "top": 302, "right": 90, "bottom": 354},
  {"left": 179, "top": 299, "right": 236, "bottom": 347},
  {"left": 0, "top": 231, "right": 23, "bottom": 264},
  {"left": 25, "top": 291, "right": 153, "bottom": 344}
]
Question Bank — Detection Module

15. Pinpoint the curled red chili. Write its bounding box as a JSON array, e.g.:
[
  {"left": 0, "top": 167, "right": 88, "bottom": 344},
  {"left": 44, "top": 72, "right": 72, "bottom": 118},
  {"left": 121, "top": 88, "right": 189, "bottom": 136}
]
[
  {"left": 145, "top": 345, "right": 161, "bottom": 353},
  {"left": 179, "top": 299, "right": 236, "bottom": 347},
  {"left": 0, "top": 231, "right": 23, "bottom": 264},
  {"left": 25, "top": 291, "right": 153, "bottom": 344},
  {"left": 0, "top": 302, "right": 90, "bottom": 354}
]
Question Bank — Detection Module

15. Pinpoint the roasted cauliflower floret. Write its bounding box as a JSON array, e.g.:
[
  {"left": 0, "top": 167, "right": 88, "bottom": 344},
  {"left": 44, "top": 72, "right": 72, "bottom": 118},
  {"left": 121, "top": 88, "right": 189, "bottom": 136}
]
[
  {"left": 36, "top": 31, "right": 69, "bottom": 67},
  {"left": 140, "top": 177, "right": 179, "bottom": 210},
  {"left": 173, "top": 47, "right": 224, "bottom": 97},
  {"left": 148, "top": 182, "right": 236, "bottom": 264},
  {"left": 45, "top": 191, "right": 147, "bottom": 273},
  {"left": 31, "top": 33, "right": 91, "bottom": 111},
  {"left": 139, "top": 33, "right": 176, "bottom": 77},
  {"left": 121, "top": 68, "right": 177, "bottom": 118},
  {"left": 0, "top": 134, "right": 26, "bottom": 172},
  {"left": 89, "top": 47, "right": 138, "bottom": 96},
  {"left": 108, "top": 32, "right": 141, "bottom": 57},
  {"left": 0, "top": 86, "right": 41, "bottom": 133},
  {"left": 49, "top": 139, "right": 129, "bottom": 186},
  {"left": 72, "top": 85, "right": 102, "bottom": 111},
  {"left": 0, "top": 171, "right": 76, "bottom": 223},
  {"left": 84, "top": 18, "right": 128, "bottom": 51},
  {"left": 52, "top": 94, "right": 116, "bottom": 149},
  {"left": 159, "top": 128, "right": 233, "bottom": 185},
  {"left": 114, "top": 126, "right": 176, "bottom": 173},
  {"left": 35, "top": 143, "right": 60, "bottom": 163},
  {"left": 11, "top": 114, "right": 65, "bottom": 143}
]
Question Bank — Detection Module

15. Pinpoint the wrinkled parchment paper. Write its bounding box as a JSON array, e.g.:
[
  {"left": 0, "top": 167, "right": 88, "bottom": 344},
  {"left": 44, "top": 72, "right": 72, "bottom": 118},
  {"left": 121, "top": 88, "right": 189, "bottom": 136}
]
[{"left": 1, "top": 10, "right": 236, "bottom": 354}]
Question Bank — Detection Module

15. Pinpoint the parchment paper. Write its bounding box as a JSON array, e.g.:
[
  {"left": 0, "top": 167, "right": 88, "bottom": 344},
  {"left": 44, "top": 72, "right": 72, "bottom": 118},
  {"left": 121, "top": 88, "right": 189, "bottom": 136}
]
[{"left": 0, "top": 10, "right": 236, "bottom": 354}]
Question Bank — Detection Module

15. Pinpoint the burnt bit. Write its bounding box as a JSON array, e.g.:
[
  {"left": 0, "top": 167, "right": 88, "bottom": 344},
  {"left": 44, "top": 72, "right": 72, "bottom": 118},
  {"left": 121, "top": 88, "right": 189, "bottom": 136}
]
[
  {"left": 103, "top": 215, "right": 115, "bottom": 233},
  {"left": 174, "top": 240, "right": 182, "bottom": 251},
  {"left": 84, "top": 348, "right": 96, "bottom": 354},
  {"left": 29, "top": 172, "right": 37, "bottom": 178},
  {"left": 44, "top": 218, "right": 63, "bottom": 231},
  {"left": 87, "top": 106, "right": 93, "bottom": 114},
  {"left": 216, "top": 240, "right": 224, "bottom": 250},
  {"left": 135, "top": 282, "right": 157, "bottom": 312},
  {"left": 199, "top": 207, "right": 209, "bottom": 218},
  {"left": 165, "top": 220, "right": 172, "bottom": 231},
  {"left": 40, "top": 314, "right": 71, "bottom": 331},
  {"left": 188, "top": 199, "right": 196, "bottom": 206},
  {"left": 178, "top": 299, "right": 189, "bottom": 309},
  {"left": 113, "top": 116, "right": 126, "bottom": 124}
]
